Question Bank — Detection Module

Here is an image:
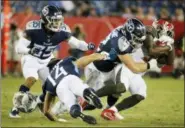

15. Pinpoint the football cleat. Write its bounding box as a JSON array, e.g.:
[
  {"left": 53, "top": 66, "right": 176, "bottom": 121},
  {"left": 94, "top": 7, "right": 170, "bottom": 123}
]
[
  {"left": 79, "top": 113, "right": 97, "bottom": 125},
  {"left": 101, "top": 109, "right": 124, "bottom": 120},
  {"left": 83, "top": 88, "right": 103, "bottom": 109},
  {"left": 9, "top": 108, "right": 21, "bottom": 118}
]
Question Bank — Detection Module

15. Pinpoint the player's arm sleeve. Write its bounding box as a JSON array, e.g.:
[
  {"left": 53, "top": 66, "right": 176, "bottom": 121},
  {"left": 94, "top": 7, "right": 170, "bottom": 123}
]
[
  {"left": 67, "top": 36, "right": 88, "bottom": 51},
  {"left": 15, "top": 35, "right": 31, "bottom": 55},
  {"left": 116, "top": 36, "right": 133, "bottom": 55},
  {"left": 167, "top": 44, "right": 175, "bottom": 65},
  {"left": 43, "top": 91, "right": 57, "bottom": 121},
  {"left": 118, "top": 54, "right": 148, "bottom": 73}
]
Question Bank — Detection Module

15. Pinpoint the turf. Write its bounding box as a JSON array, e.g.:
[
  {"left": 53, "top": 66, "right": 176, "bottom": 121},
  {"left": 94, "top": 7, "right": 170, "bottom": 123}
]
[{"left": 1, "top": 76, "right": 184, "bottom": 127}]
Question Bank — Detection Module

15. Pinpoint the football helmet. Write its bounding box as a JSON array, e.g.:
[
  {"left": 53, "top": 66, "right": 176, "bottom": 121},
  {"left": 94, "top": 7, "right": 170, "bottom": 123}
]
[
  {"left": 41, "top": 5, "right": 63, "bottom": 32},
  {"left": 152, "top": 19, "right": 174, "bottom": 38},
  {"left": 123, "top": 18, "right": 146, "bottom": 49}
]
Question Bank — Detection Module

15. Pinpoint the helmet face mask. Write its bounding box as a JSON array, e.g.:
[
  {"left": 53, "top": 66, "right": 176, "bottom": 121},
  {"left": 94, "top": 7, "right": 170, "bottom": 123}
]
[
  {"left": 45, "top": 14, "right": 63, "bottom": 32},
  {"left": 124, "top": 18, "right": 146, "bottom": 49},
  {"left": 41, "top": 5, "right": 64, "bottom": 32},
  {"left": 152, "top": 19, "right": 174, "bottom": 38}
]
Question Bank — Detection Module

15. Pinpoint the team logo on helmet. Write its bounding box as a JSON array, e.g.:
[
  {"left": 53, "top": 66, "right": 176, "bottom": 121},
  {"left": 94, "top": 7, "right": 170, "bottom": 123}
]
[
  {"left": 42, "top": 6, "right": 49, "bottom": 16},
  {"left": 126, "top": 20, "right": 135, "bottom": 33}
]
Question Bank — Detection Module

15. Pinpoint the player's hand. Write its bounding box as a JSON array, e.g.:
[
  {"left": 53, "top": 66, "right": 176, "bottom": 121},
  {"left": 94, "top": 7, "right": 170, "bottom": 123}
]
[
  {"left": 28, "top": 47, "right": 40, "bottom": 55},
  {"left": 148, "top": 59, "right": 158, "bottom": 70},
  {"left": 166, "top": 42, "right": 173, "bottom": 51},
  {"left": 87, "top": 43, "right": 95, "bottom": 50}
]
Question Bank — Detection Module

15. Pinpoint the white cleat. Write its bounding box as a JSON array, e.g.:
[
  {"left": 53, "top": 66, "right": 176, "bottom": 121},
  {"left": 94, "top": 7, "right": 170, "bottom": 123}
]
[
  {"left": 9, "top": 112, "right": 21, "bottom": 118},
  {"left": 9, "top": 108, "right": 21, "bottom": 118},
  {"left": 115, "top": 112, "right": 124, "bottom": 120}
]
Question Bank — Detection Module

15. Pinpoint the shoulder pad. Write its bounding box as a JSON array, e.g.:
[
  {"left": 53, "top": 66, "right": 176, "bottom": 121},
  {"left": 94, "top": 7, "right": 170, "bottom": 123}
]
[
  {"left": 118, "top": 36, "right": 130, "bottom": 52},
  {"left": 60, "top": 24, "right": 71, "bottom": 33},
  {"left": 26, "top": 20, "right": 42, "bottom": 30}
]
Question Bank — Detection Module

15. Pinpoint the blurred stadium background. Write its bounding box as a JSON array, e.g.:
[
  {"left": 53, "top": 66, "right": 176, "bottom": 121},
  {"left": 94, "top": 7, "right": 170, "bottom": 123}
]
[{"left": 1, "top": 0, "right": 184, "bottom": 127}]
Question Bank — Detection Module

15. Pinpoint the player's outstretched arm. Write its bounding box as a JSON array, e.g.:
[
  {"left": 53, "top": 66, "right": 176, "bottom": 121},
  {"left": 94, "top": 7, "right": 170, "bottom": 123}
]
[
  {"left": 118, "top": 54, "right": 157, "bottom": 73},
  {"left": 74, "top": 53, "right": 106, "bottom": 69},
  {"left": 43, "top": 92, "right": 56, "bottom": 121},
  {"left": 67, "top": 36, "right": 95, "bottom": 51}
]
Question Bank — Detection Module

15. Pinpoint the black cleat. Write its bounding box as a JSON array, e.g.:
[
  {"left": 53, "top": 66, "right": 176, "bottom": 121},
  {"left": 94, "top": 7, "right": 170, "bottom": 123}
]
[
  {"left": 79, "top": 113, "right": 97, "bottom": 125},
  {"left": 83, "top": 88, "right": 103, "bottom": 109}
]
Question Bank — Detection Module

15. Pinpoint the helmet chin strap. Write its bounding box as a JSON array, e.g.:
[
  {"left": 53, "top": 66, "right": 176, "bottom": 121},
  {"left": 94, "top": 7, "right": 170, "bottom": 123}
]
[{"left": 46, "top": 24, "right": 60, "bottom": 32}]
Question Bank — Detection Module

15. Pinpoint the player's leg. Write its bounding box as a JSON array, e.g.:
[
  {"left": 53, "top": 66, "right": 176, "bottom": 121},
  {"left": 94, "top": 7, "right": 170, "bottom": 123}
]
[
  {"left": 66, "top": 75, "right": 102, "bottom": 109},
  {"left": 102, "top": 75, "right": 147, "bottom": 120},
  {"left": 56, "top": 78, "right": 97, "bottom": 124},
  {"left": 9, "top": 55, "right": 39, "bottom": 118},
  {"left": 101, "top": 65, "right": 130, "bottom": 120},
  {"left": 115, "top": 75, "right": 147, "bottom": 111}
]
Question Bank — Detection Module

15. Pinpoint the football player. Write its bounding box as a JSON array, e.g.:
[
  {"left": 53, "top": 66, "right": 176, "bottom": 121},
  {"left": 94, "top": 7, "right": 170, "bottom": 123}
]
[
  {"left": 36, "top": 49, "right": 117, "bottom": 124},
  {"left": 10, "top": 5, "right": 95, "bottom": 118},
  {"left": 85, "top": 19, "right": 175, "bottom": 120}
]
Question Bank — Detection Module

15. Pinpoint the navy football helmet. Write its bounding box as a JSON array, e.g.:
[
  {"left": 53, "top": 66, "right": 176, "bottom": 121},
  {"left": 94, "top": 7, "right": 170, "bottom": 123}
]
[
  {"left": 41, "top": 5, "right": 63, "bottom": 32},
  {"left": 124, "top": 18, "right": 146, "bottom": 49}
]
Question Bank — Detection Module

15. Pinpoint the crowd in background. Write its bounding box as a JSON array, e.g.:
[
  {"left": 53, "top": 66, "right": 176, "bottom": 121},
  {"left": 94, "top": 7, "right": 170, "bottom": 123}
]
[
  {"left": 7, "top": 0, "right": 184, "bottom": 21},
  {"left": 1, "top": 0, "right": 184, "bottom": 79}
]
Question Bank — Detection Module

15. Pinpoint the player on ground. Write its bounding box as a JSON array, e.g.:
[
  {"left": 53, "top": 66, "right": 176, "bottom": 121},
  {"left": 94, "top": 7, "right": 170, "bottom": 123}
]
[
  {"left": 10, "top": 5, "right": 95, "bottom": 118},
  {"left": 36, "top": 50, "right": 117, "bottom": 124},
  {"left": 84, "top": 19, "right": 175, "bottom": 120}
]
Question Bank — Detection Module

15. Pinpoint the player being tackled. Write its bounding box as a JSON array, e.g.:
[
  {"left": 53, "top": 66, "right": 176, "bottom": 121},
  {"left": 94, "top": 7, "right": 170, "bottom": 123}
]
[{"left": 36, "top": 49, "right": 117, "bottom": 124}]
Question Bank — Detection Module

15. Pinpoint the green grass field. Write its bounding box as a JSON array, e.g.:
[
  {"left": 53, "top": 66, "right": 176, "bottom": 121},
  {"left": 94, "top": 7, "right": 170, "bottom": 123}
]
[{"left": 1, "top": 76, "right": 184, "bottom": 127}]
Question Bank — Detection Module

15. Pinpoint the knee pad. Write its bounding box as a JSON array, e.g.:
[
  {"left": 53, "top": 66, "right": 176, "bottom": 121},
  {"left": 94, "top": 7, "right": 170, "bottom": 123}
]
[
  {"left": 134, "top": 94, "right": 145, "bottom": 101},
  {"left": 70, "top": 104, "right": 81, "bottom": 118},
  {"left": 115, "top": 83, "right": 126, "bottom": 94}
]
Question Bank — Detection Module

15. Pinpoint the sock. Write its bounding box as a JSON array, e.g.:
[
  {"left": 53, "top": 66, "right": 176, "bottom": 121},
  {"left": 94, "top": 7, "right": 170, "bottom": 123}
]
[
  {"left": 115, "top": 94, "right": 143, "bottom": 112},
  {"left": 110, "top": 106, "right": 118, "bottom": 112},
  {"left": 19, "top": 85, "right": 30, "bottom": 92},
  {"left": 107, "top": 95, "right": 119, "bottom": 107},
  {"left": 70, "top": 104, "right": 82, "bottom": 118}
]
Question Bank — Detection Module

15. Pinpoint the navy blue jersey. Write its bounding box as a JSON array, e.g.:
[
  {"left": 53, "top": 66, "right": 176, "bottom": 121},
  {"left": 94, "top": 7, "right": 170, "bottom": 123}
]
[
  {"left": 94, "top": 26, "right": 133, "bottom": 72},
  {"left": 43, "top": 57, "right": 79, "bottom": 95},
  {"left": 25, "top": 20, "right": 71, "bottom": 59}
]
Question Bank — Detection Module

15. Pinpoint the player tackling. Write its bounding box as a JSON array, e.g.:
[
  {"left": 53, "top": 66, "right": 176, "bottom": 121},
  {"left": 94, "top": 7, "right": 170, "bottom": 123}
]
[{"left": 83, "top": 19, "right": 175, "bottom": 120}]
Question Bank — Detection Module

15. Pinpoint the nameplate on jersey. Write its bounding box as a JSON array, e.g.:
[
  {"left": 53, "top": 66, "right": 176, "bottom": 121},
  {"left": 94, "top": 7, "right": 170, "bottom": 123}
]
[
  {"left": 26, "top": 20, "right": 42, "bottom": 30},
  {"left": 118, "top": 36, "right": 130, "bottom": 52}
]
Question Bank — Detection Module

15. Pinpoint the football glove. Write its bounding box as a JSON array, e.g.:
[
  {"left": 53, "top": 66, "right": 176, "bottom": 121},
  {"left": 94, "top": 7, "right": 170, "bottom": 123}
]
[{"left": 87, "top": 43, "right": 95, "bottom": 50}]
